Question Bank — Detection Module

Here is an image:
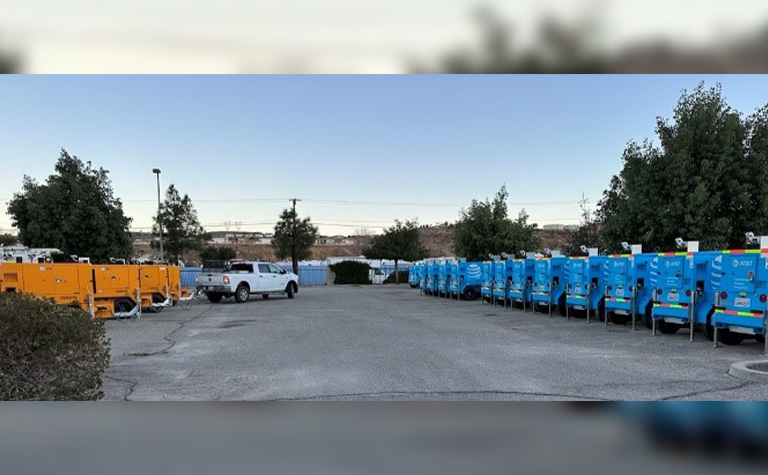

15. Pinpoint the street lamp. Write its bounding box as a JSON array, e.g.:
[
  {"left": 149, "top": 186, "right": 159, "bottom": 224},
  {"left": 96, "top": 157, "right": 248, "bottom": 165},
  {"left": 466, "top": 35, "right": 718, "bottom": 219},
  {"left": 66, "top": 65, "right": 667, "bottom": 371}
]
[{"left": 153, "top": 168, "right": 164, "bottom": 261}]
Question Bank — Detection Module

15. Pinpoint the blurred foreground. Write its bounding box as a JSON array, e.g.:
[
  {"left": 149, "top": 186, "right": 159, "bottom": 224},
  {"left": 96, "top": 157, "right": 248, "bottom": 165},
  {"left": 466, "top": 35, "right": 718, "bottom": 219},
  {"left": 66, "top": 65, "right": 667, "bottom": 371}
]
[
  {"left": 1, "top": 404, "right": 766, "bottom": 474},
  {"left": 3, "top": 1, "right": 768, "bottom": 73}
]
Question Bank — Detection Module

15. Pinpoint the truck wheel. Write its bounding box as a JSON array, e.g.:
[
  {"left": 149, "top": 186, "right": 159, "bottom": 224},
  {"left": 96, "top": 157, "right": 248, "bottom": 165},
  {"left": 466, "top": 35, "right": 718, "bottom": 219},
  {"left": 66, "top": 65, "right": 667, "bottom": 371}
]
[
  {"left": 286, "top": 283, "right": 295, "bottom": 299},
  {"left": 718, "top": 329, "right": 745, "bottom": 346},
  {"left": 262, "top": 294, "right": 269, "bottom": 300},
  {"left": 207, "top": 292, "right": 223, "bottom": 303},
  {"left": 235, "top": 285, "right": 250, "bottom": 303}
]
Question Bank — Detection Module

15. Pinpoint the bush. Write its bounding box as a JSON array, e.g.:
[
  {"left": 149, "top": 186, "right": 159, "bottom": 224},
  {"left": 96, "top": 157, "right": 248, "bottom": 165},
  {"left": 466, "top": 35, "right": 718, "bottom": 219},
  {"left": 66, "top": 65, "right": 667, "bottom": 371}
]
[
  {"left": 0, "top": 293, "right": 111, "bottom": 401},
  {"left": 330, "top": 261, "right": 372, "bottom": 285},
  {"left": 384, "top": 270, "right": 409, "bottom": 284}
]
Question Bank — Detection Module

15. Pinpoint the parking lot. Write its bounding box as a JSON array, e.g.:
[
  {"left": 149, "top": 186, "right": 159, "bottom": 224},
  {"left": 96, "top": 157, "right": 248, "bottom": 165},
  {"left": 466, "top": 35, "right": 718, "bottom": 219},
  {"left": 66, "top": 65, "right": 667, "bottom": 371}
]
[{"left": 103, "top": 286, "right": 768, "bottom": 400}]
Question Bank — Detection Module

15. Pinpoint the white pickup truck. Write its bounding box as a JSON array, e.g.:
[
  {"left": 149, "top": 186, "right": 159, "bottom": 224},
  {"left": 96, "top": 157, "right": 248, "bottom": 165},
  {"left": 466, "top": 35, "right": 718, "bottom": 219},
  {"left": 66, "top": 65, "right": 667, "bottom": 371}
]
[{"left": 198, "top": 261, "right": 299, "bottom": 303}]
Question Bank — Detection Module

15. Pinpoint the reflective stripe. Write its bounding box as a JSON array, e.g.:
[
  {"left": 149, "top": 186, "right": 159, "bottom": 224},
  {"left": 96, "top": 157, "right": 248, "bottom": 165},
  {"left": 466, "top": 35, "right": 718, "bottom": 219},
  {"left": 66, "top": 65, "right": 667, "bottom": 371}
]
[
  {"left": 606, "top": 298, "right": 631, "bottom": 302},
  {"left": 653, "top": 303, "right": 688, "bottom": 309},
  {"left": 715, "top": 309, "right": 765, "bottom": 317}
]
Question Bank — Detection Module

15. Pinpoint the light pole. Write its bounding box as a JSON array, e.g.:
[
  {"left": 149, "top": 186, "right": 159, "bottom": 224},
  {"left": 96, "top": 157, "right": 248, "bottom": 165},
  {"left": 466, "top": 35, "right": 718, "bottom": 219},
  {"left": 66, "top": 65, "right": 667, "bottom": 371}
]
[{"left": 153, "top": 168, "right": 164, "bottom": 262}]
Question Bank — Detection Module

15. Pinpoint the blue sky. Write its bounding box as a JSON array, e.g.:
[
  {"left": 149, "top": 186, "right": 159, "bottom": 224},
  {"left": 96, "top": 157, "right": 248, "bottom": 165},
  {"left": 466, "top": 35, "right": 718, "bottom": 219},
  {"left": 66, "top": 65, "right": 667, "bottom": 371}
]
[{"left": 1, "top": 75, "right": 767, "bottom": 235}]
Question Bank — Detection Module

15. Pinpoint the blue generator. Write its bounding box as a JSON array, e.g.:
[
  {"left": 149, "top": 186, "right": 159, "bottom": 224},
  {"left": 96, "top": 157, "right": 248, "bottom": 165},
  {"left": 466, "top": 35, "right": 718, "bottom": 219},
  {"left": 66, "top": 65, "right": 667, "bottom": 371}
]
[
  {"left": 492, "top": 258, "right": 508, "bottom": 304},
  {"left": 507, "top": 254, "right": 535, "bottom": 311},
  {"left": 712, "top": 234, "right": 768, "bottom": 352},
  {"left": 604, "top": 244, "right": 657, "bottom": 328},
  {"left": 448, "top": 259, "right": 482, "bottom": 301},
  {"left": 532, "top": 252, "right": 567, "bottom": 316},
  {"left": 480, "top": 260, "right": 495, "bottom": 303},
  {"left": 409, "top": 262, "right": 423, "bottom": 289},
  {"left": 564, "top": 247, "right": 609, "bottom": 322},
  {"left": 651, "top": 240, "right": 721, "bottom": 341}
]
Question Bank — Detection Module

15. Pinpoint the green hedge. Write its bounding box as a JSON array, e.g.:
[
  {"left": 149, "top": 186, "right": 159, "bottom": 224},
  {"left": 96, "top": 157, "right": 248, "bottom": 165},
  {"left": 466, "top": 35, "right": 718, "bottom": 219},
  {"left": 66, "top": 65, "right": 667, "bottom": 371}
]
[
  {"left": 0, "top": 293, "right": 111, "bottom": 401},
  {"left": 330, "top": 261, "right": 372, "bottom": 285},
  {"left": 384, "top": 270, "right": 409, "bottom": 284}
]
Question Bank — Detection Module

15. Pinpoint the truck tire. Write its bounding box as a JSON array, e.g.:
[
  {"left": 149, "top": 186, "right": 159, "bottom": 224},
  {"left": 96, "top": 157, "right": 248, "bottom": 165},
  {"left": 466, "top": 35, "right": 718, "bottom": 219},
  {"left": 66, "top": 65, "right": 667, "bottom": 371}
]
[
  {"left": 235, "top": 285, "right": 250, "bottom": 303},
  {"left": 207, "top": 292, "right": 223, "bottom": 303},
  {"left": 286, "top": 283, "right": 295, "bottom": 299},
  {"left": 463, "top": 287, "right": 479, "bottom": 301},
  {"left": 262, "top": 294, "right": 269, "bottom": 300}
]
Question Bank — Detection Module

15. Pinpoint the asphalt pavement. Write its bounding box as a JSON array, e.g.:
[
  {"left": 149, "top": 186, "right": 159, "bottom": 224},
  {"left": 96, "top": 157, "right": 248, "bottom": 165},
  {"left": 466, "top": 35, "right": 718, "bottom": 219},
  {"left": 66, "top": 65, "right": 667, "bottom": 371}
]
[{"left": 103, "top": 285, "right": 768, "bottom": 400}]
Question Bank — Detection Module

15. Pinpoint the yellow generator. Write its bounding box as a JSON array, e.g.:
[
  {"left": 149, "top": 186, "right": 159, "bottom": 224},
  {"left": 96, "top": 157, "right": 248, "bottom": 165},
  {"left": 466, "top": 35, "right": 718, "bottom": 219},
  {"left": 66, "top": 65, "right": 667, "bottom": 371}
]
[
  {"left": 0, "top": 262, "right": 95, "bottom": 315},
  {"left": 139, "top": 263, "right": 173, "bottom": 311},
  {"left": 92, "top": 264, "right": 142, "bottom": 319}
]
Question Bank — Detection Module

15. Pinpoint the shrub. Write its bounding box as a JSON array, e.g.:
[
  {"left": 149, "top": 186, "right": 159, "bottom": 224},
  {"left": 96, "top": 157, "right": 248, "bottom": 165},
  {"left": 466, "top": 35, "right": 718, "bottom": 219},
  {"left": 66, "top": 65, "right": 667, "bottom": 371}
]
[
  {"left": 0, "top": 293, "right": 111, "bottom": 401},
  {"left": 330, "top": 261, "right": 372, "bottom": 285},
  {"left": 384, "top": 270, "right": 409, "bottom": 284}
]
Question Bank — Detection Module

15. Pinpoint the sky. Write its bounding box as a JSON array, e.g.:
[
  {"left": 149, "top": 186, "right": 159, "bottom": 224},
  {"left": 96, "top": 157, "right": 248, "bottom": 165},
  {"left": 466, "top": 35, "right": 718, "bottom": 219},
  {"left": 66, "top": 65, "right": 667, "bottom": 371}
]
[
  {"left": 4, "top": 1, "right": 768, "bottom": 72},
  {"left": 1, "top": 75, "right": 768, "bottom": 236}
]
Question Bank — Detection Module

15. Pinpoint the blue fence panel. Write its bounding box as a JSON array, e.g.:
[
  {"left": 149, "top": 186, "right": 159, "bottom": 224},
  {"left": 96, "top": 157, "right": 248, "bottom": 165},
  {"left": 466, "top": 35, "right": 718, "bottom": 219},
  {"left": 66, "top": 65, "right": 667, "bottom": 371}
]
[
  {"left": 276, "top": 264, "right": 328, "bottom": 286},
  {"left": 181, "top": 267, "right": 202, "bottom": 288}
]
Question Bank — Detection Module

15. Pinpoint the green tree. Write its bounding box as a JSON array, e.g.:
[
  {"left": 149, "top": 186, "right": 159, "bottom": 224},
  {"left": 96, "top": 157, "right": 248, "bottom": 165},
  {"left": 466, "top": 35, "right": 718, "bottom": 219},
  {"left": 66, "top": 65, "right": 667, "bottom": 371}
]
[
  {"left": 596, "top": 84, "right": 768, "bottom": 251},
  {"left": 199, "top": 246, "right": 236, "bottom": 262},
  {"left": 0, "top": 44, "right": 18, "bottom": 74},
  {"left": 0, "top": 234, "right": 18, "bottom": 246},
  {"left": 152, "top": 185, "right": 207, "bottom": 263},
  {"left": 564, "top": 196, "right": 602, "bottom": 255},
  {"left": 363, "top": 220, "right": 427, "bottom": 284},
  {"left": 272, "top": 208, "right": 318, "bottom": 274},
  {"left": 452, "top": 186, "right": 539, "bottom": 261},
  {"left": 7, "top": 150, "right": 133, "bottom": 259}
]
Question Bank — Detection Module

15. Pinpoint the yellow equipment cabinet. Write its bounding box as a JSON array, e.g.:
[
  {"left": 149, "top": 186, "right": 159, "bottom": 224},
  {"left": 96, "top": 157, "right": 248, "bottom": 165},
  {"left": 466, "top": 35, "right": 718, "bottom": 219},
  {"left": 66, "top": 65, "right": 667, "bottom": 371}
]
[
  {"left": 0, "top": 262, "right": 95, "bottom": 315},
  {"left": 92, "top": 264, "right": 142, "bottom": 319},
  {"left": 139, "top": 264, "right": 173, "bottom": 311}
]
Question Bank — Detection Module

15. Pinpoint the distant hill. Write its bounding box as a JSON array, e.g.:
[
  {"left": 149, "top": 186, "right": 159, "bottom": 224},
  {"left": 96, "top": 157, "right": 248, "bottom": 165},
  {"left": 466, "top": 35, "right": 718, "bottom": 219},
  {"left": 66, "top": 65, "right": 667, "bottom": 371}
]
[{"left": 419, "top": 225, "right": 572, "bottom": 257}]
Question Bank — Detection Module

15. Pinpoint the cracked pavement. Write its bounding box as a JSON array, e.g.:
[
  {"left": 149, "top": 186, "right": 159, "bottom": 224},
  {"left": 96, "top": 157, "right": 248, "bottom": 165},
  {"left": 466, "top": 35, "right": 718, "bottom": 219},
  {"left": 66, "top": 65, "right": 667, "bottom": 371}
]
[{"left": 103, "top": 286, "right": 768, "bottom": 400}]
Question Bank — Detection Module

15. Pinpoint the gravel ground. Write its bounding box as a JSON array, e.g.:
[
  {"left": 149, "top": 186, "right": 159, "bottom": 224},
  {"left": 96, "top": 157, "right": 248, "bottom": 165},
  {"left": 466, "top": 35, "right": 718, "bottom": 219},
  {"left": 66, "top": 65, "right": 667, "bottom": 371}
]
[{"left": 103, "top": 285, "right": 768, "bottom": 400}]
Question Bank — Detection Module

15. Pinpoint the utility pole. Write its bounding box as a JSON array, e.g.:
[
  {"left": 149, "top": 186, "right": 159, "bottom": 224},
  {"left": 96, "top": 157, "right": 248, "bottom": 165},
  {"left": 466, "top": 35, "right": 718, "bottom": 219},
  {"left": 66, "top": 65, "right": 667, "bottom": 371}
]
[
  {"left": 152, "top": 168, "right": 164, "bottom": 261},
  {"left": 290, "top": 198, "right": 301, "bottom": 275}
]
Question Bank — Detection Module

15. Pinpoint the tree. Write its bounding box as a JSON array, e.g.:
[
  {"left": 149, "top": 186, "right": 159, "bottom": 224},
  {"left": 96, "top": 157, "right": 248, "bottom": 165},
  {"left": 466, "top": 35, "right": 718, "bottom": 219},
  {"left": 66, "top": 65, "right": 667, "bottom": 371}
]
[
  {"left": 363, "top": 220, "right": 427, "bottom": 284},
  {"left": 7, "top": 150, "right": 133, "bottom": 259},
  {"left": 0, "top": 234, "right": 18, "bottom": 246},
  {"left": 152, "top": 185, "right": 207, "bottom": 263},
  {"left": 199, "top": 246, "right": 236, "bottom": 262},
  {"left": 272, "top": 208, "right": 318, "bottom": 274},
  {"left": 452, "top": 186, "right": 539, "bottom": 261},
  {"left": 596, "top": 84, "right": 768, "bottom": 251},
  {"left": 0, "top": 44, "right": 18, "bottom": 74},
  {"left": 564, "top": 195, "right": 602, "bottom": 255}
]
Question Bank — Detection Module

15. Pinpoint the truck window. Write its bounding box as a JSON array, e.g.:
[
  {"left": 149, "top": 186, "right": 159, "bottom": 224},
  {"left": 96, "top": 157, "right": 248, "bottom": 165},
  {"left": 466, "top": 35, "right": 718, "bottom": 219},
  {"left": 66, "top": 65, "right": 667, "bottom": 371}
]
[
  {"left": 268, "top": 264, "right": 284, "bottom": 274},
  {"left": 229, "top": 263, "right": 254, "bottom": 273},
  {"left": 258, "top": 264, "right": 270, "bottom": 273}
]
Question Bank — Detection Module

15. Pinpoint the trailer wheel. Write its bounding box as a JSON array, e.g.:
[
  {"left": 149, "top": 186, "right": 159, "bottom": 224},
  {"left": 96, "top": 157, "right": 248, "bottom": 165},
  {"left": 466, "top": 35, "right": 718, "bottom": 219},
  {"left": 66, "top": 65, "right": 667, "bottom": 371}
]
[
  {"left": 463, "top": 287, "right": 479, "bottom": 301},
  {"left": 597, "top": 298, "right": 606, "bottom": 322},
  {"left": 643, "top": 302, "right": 654, "bottom": 329},
  {"left": 702, "top": 309, "right": 715, "bottom": 341},
  {"left": 114, "top": 298, "right": 134, "bottom": 314},
  {"left": 657, "top": 320, "right": 682, "bottom": 334},
  {"left": 718, "top": 329, "right": 745, "bottom": 346},
  {"left": 609, "top": 312, "right": 629, "bottom": 325},
  {"left": 207, "top": 292, "right": 223, "bottom": 303},
  {"left": 755, "top": 335, "right": 765, "bottom": 344},
  {"left": 558, "top": 293, "right": 567, "bottom": 317}
]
